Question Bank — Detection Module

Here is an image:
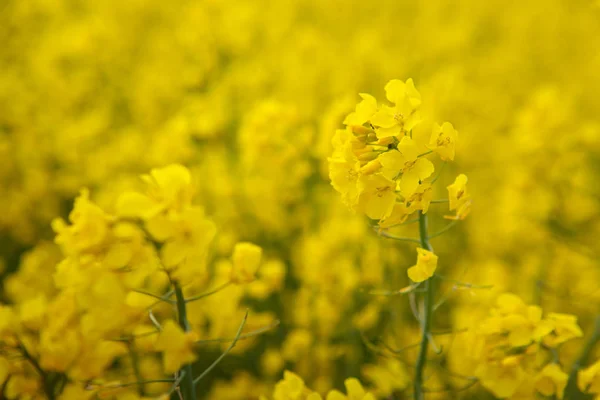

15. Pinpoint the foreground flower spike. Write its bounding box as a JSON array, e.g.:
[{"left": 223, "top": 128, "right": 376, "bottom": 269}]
[
  {"left": 330, "top": 79, "right": 472, "bottom": 400},
  {"left": 329, "top": 79, "right": 469, "bottom": 231}
]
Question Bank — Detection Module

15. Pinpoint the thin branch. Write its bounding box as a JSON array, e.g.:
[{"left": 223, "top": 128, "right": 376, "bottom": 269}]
[
  {"left": 193, "top": 310, "right": 249, "bottom": 386},
  {"left": 133, "top": 289, "right": 176, "bottom": 304},
  {"left": 165, "top": 371, "right": 187, "bottom": 397},
  {"left": 376, "top": 229, "right": 421, "bottom": 244},
  {"left": 185, "top": 281, "right": 232, "bottom": 303},
  {"left": 96, "top": 379, "right": 175, "bottom": 391},
  {"left": 428, "top": 220, "right": 459, "bottom": 239},
  {"left": 195, "top": 320, "right": 280, "bottom": 345},
  {"left": 367, "top": 283, "right": 421, "bottom": 297}
]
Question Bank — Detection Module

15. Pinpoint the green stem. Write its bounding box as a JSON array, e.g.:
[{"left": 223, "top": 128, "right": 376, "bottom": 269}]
[
  {"left": 565, "top": 315, "right": 600, "bottom": 399},
  {"left": 128, "top": 342, "right": 144, "bottom": 396},
  {"left": 19, "top": 342, "right": 55, "bottom": 400},
  {"left": 174, "top": 285, "right": 197, "bottom": 400},
  {"left": 414, "top": 211, "right": 434, "bottom": 400}
]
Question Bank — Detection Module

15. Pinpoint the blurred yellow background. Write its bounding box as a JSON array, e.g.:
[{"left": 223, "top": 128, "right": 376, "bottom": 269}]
[{"left": 1, "top": 0, "right": 599, "bottom": 398}]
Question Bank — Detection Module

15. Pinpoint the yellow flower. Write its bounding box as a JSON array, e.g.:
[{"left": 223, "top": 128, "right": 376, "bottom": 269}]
[
  {"left": 116, "top": 164, "right": 194, "bottom": 220},
  {"left": 579, "top": 359, "right": 600, "bottom": 394},
  {"left": 379, "top": 136, "right": 434, "bottom": 197},
  {"left": 362, "top": 359, "right": 409, "bottom": 397},
  {"left": 447, "top": 174, "right": 469, "bottom": 211},
  {"left": 407, "top": 248, "right": 438, "bottom": 282},
  {"left": 230, "top": 242, "right": 263, "bottom": 284},
  {"left": 543, "top": 313, "right": 583, "bottom": 347},
  {"left": 356, "top": 173, "right": 397, "bottom": 220},
  {"left": 428, "top": 122, "right": 458, "bottom": 161},
  {"left": 53, "top": 189, "right": 112, "bottom": 256},
  {"left": 325, "top": 378, "right": 375, "bottom": 400},
  {"left": 535, "top": 363, "right": 568, "bottom": 399},
  {"left": 405, "top": 182, "right": 433, "bottom": 214},
  {"left": 329, "top": 157, "right": 361, "bottom": 208},
  {"left": 378, "top": 202, "right": 410, "bottom": 228},
  {"left": 155, "top": 320, "right": 197, "bottom": 374},
  {"left": 370, "top": 79, "right": 422, "bottom": 138},
  {"left": 475, "top": 359, "right": 526, "bottom": 399},
  {"left": 343, "top": 94, "right": 378, "bottom": 127},
  {"left": 146, "top": 207, "right": 216, "bottom": 270},
  {"left": 272, "top": 371, "right": 311, "bottom": 400}
]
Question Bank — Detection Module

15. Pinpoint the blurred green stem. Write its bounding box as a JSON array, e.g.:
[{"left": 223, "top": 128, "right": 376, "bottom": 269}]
[
  {"left": 175, "top": 284, "right": 197, "bottom": 400},
  {"left": 413, "top": 211, "right": 434, "bottom": 400},
  {"left": 565, "top": 314, "right": 600, "bottom": 399}
]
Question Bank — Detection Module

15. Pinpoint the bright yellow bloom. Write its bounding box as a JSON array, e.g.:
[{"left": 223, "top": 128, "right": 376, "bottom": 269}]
[
  {"left": 535, "top": 363, "right": 568, "bottom": 399},
  {"left": 356, "top": 174, "right": 397, "bottom": 220},
  {"left": 428, "top": 122, "right": 458, "bottom": 161},
  {"left": 543, "top": 313, "right": 583, "bottom": 347},
  {"left": 53, "top": 189, "right": 112, "bottom": 257},
  {"left": 579, "top": 359, "right": 600, "bottom": 394},
  {"left": 475, "top": 359, "right": 526, "bottom": 399},
  {"left": 155, "top": 320, "right": 197, "bottom": 374},
  {"left": 447, "top": 174, "right": 469, "bottom": 211},
  {"left": 146, "top": 207, "right": 216, "bottom": 270},
  {"left": 405, "top": 182, "right": 433, "bottom": 214},
  {"left": 379, "top": 136, "right": 434, "bottom": 197},
  {"left": 343, "top": 94, "right": 378, "bottom": 127},
  {"left": 116, "top": 164, "right": 194, "bottom": 220},
  {"left": 329, "top": 157, "right": 361, "bottom": 208},
  {"left": 370, "top": 79, "right": 422, "bottom": 138},
  {"left": 272, "top": 371, "right": 311, "bottom": 400},
  {"left": 378, "top": 203, "right": 410, "bottom": 228},
  {"left": 407, "top": 248, "right": 438, "bottom": 282},
  {"left": 231, "top": 242, "right": 263, "bottom": 284}
]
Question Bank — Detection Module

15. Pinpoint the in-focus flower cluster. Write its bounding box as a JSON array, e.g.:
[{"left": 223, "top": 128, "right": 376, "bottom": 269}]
[{"left": 329, "top": 79, "right": 470, "bottom": 226}]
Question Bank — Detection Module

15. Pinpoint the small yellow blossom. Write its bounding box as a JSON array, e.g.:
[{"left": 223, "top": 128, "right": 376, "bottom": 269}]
[
  {"left": 370, "top": 79, "right": 422, "bottom": 138},
  {"left": 356, "top": 174, "right": 397, "bottom": 220},
  {"left": 535, "top": 363, "right": 568, "bottom": 399},
  {"left": 543, "top": 313, "right": 584, "bottom": 347},
  {"left": 343, "top": 94, "right": 378, "bottom": 127},
  {"left": 428, "top": 122, "right": 458, "bottom": 161},
  {"left": 407, "top": 248, "right": 438, "bottom": 282},
  {"left": 447, "top": 174, "right": 469, "bottom": 211},
  {"left": 578, "top": 359, "right": 600, "bottom": 394},
  {"left": 154, "top": 320, "right": 198, "bottom": 374},
  {"left": 379, "top": 136, "right": 434, "bottom": 197},
  {"left": 231, "top": 242, "right": 263, "bottom": 284},
  {"left": 116, "top": 164, "right": 194, "bottom": 220}
]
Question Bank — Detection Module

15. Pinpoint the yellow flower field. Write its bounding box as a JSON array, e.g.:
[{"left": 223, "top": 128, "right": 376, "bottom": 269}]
[{"left": 1, "top": 0, "right": 599, "bottom": 399}]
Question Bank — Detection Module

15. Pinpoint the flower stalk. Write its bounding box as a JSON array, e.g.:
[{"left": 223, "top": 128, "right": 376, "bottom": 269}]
[
  {"left": 174, "top": 284, "right": 197, "bottom": 400},
  {"left": 414, "top": 210, "right": 434, "bottom": 400}
]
